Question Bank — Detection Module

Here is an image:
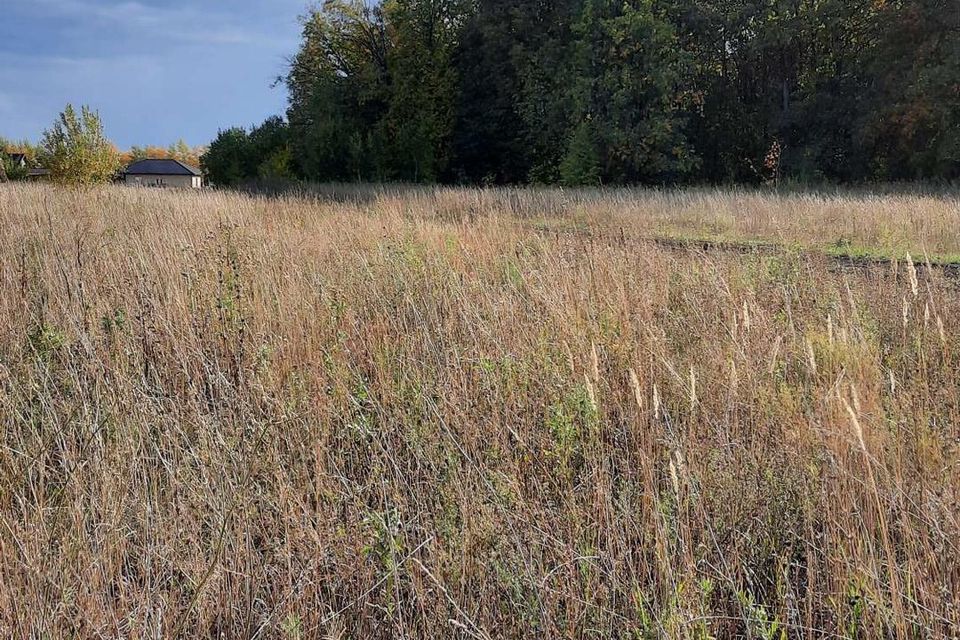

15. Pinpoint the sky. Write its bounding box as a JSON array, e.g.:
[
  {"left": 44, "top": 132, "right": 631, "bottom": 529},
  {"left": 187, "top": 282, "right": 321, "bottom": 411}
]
[{"left": 0, "top": 0, "right": 308, "bottom": 149}]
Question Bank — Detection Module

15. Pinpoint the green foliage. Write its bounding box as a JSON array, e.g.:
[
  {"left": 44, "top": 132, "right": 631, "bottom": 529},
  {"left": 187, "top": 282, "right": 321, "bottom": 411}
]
[
  {"left": 201, "top": 127, "right": 252, "bottom": 187},
  {"left": 380, "top": 0, "right": 464, "bottom": 182},
  {"left": 28, "top": 321, "right": 66, "bottom": 359},
  {"left": 563, "top": 0, "right": 696, "bottom": 184},
  {"left": 1, "top": 155, "right": 26, "bottom": 181},
  {"left": 248, "top": 0, "right": 960, "bottom": 185},
  {"left": 258, "top": 146, "right": 295, "bottom": 180},
  {"left": 545, "top": 384, "right": 596, "bottom": 479},
  {"left": 559, "top": 121, "right": 601, "bottom": 186},
  {"left": 286, "top": 1, "right": 390, "bottom": 182},
  {"left": 449, "top": 1, "right": 532, "bottom": 183},
  {"left": 0, "top": 137, "right": 40, "bottom": 162},
  {"left": 285, "top": 0, "right": 464, "bottom": 183},
  {"left": 127, "top": 146, "right": 149, "bottom": 162},
  {"left": 39, "top": 104, "right": 120, "bottom": 185},
  {"left": 1, "top": 137, "right": 41, "bottom": 181},
  {"left": 857, "top": 0, "right": 960, "bottom": 180},
  {"left": 281, "top": 613, "right": 302, "bottom": 640},
  {"left": 249, "top": 116, "right": 294, "bottom": 179},
  {"left": 166, "top": 139, "right": 193, "bottom": 164},
  {"left": 737, "top": 590, "right": 788, "bottom": 640},
  {"left": 201, "top": 117, "right": 294, "bottom": 186}
]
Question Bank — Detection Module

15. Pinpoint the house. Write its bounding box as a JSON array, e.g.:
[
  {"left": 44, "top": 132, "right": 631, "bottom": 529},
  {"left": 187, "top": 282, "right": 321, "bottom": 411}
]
[
  {"left": 2, "top": 152, "right": 50, "bottom": 179},
  {"left": 7, "top": 153, "right": 27, "bottom": 169},
  {"left": 124, "top": 159, "right": 203, "bottom": 188}
]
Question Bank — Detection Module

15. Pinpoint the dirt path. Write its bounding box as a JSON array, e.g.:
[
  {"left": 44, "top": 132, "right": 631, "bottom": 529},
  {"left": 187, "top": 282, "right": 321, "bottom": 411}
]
[{"left": 530, "top": 222, "right": 960, "bottom": 280}]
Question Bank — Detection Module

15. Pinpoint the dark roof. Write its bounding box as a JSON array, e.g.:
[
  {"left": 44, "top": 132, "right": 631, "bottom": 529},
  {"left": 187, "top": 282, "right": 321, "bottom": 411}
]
[
  {"left": 124, "top": 158, "right": 202, "bottom": 176},
  {"left": 28, "top": 168, "right": 51, "bottom": 177}
]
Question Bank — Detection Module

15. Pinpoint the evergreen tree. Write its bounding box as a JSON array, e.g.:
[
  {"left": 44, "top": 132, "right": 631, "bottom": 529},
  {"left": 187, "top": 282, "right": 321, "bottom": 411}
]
[
  {"left": 515, "top": 0, "right": 580, "bottom": 183},
  {"left": 450, "top": 1, "right": 527, "bottom": 184},
  {"left": 563, "top": 0, "right": 696, "bottom": 184},
  {"left": 559, "top": 120, "right": 601, "bottom": 186},
  {"left": 381, "top": 0, "right": 466, "bottom": 182}
]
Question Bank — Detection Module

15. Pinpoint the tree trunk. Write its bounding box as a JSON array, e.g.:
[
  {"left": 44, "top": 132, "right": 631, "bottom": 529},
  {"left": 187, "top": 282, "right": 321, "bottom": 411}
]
[{"left": 0, "top": 159, "right": 8, "bottom": 183}]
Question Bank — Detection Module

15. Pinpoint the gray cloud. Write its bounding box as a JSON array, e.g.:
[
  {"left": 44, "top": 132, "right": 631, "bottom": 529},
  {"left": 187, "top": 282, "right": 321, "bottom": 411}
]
[
  {"left": 0, "top": 0, "right": 302, "bottom": 147},
  {"left": 27, "top": 0, "right": 295, "bottom": 48}
]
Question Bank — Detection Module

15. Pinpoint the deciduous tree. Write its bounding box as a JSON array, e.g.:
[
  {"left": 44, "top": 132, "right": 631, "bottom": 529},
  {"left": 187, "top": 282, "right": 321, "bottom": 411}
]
[
  {"left": 39, "top": 105, "right": 120, "bottom": 185},
  {"left": 269, "top": 0, "right": 960, "bottom": 185}
]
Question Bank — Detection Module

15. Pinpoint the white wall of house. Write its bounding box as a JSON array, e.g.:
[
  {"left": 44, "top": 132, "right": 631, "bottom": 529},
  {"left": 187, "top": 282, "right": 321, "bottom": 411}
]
[{"left": 125, "top": 174, "right": 202, "bottom": 188}]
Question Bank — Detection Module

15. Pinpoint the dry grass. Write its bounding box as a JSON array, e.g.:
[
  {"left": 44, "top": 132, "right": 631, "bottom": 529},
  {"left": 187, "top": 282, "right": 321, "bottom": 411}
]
[{"left": 1, "top": 183, "right": 958, "bottom": 638}]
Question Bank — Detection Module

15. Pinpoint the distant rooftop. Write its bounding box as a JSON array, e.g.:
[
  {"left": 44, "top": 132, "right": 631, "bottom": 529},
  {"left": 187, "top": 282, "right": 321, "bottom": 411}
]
[{"left": 125, "top": 158, "right": 202, "bottom": 177}]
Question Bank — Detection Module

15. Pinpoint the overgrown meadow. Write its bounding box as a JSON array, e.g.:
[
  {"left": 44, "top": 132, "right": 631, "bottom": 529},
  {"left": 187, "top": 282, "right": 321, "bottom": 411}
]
[{"left": 1, "top": 184, "right": 958, "bottom": 638}]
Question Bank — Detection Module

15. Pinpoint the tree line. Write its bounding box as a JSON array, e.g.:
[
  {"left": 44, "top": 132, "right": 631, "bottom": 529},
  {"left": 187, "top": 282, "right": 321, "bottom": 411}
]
[
  {"left": 2, "top": 106, "right": 204, "bottom": 185},
  {"left": 1, "top": 106, "right": 118, "bottom": 185},
  {"left": 203, "top": 0, "right": 959, "bottom": 187}
]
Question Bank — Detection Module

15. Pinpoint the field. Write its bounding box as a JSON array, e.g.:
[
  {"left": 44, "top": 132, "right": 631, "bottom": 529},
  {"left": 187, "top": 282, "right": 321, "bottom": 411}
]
[{"left": 1, "top": 183, "right": 958, "bottom": 638}]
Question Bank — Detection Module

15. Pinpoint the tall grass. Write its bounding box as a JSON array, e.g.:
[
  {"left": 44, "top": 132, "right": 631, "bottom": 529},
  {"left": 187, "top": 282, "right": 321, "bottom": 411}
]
[{"left": 1, "top": 184, "right": 958, "bottom": 638}]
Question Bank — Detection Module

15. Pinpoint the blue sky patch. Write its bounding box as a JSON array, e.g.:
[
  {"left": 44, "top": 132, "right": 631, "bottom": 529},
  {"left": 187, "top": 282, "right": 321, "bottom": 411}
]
[{"left": 1, "top": 0, "right": 306, "bottom": 148}]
